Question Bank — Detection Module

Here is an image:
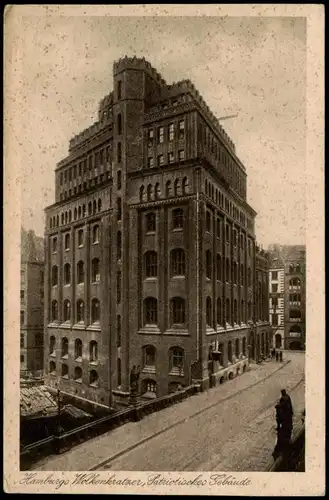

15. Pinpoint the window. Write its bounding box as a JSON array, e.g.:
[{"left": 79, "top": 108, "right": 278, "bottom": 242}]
[
  {"left": 142, "top": 379, "right": 157, "bottom": 395},
  {"left": 93, "top": 225, "right": 100, "bottom": 244},
  {"left": 168, "top": 152, "right": 174, "bottom": 164},
  {"left": 226, "top": 259, "right": 230, "bottom": 282},
  {"left": 117, "top": 80, "right": 122, "bottom": 100},
  {"left": 216, "top": 254, "right": 222, "bottom": 281},
  {"left": 52, "top": 266, "right": 58, "bottom": 286},
  {"left": 148, "top": 157, "right": 154, "bottom": 168},
  {"left": 233, "top": 229, "right": 237, "bottom": 247},
  {"left": 145, "top": 212, "right": 156, "bottom": 232},
  {"left": 272, "top": 284, "right": 278, "bottom": 293},
  {"left": 165, "top": 180, "right": 172, "bottom": 197},
  {"left": 216, "top": 218, "right": 221, "bottom": 238},
  {"left": 147, "top": 184, "right": 153, "bottom": 200},
  {"left": 89, "top": 370, "right": 99, "bottom": 386},
  {"left": 148, "top": 129, "right": 154, "bottom": 142},
  {"left": 74, "top": 366, "right": 82, "bottom": 382},
  {"left": 226, "top": 298, "right": 231, "bottom": 324},
  {"left": 289, "top": 264, "right": 294, "bottom": 273},
  {"left": 290, "top": 309, "right": 301, "bottom": 319},
  {"left": 20, "top": 333, "right": 24, "bottom": 348},
  {"left": 158, "top": 126, "right": 164, "bottom": 144},
  {"left": 226, "top": 225, "right": 230, "bottom": 242},
  {"left": 154, "top": 183, "right": 161, "bottom": 199},
  {"left": 76, "top": 300, "right": 84, "bottom": 323},
  {"left": 241, "top": 300, "right": 245, "bottom": 323},
  {"left": 157, "top": 155, "right": 164, "bottom": 167},
  {"left": 295, "top": 263, "right": 301, "bottom": 273},
  {"left": 117, "top": 315, "right": 121, "bottom": 347},
  {"left": 49, "top": 361, "right": 56, "bottom": 374},
  {"left": 64, "top": 263, "right": 71, "bottom": 285},
  {"left": 92, "top": 258, "right": 100, "bottom": 283},
  {"left": 51, "top": 300, "right": 58, "bottom": 321},
  {"left": 170, "top": 297, "right": 186, "bottom": 325},
  {"left": 179, "top": 120, "right": 185, "bottom": 139},
  {"left": 289, "top": 278, "right": 301, "bottom": 287},
  {"left": 77, "top": 229, "right": 84, "bottom": 247},
  {"left": 117, "top": 142, "right": 122, "bottom": 163},
  {"left": 117, "top": 271, "right": 121, "bottom": 303},
  {"left": 272, "top": 271, "right": 278, "bottom": 280},
  {"left": 169, "top": 123, "right": 174, "bottom": 141},
  {"left": 174, "top": 179, "right": 180, "bottom": 197},
  {"left": 20, "top": 290, "right": 24, "bottom": 300},
  {"left": 217, "top": 298, "right": 222, "bottom": 325},
  {"left": 49, "top": 336, "right": 56, "bottom": 355},
  {"left": 139, "top": 185, "right": 145, "bottom": 202},
  {"left": 233, "top": 262, "right": 238, "bottom": 284},
  {"left": 170, "top": 248, "right": 185, "bottom": 276},
  {"left": 233, "top": 299, "right": 238, "bottom": 323},
  {"left": 272, "top": 297, "right": 278, "bottom": 307},
  {"left": 77, "top": 261, "right": 84, "bottom": 284},
  {"left": 74, "top": 207, "right": 77, "bottom": 220},
  {"left": 172, "top": 208, "right": 184, "bottom": 229},
  {"left": 90, "top": 340, "right": 98, "bottom": 361},
  {"left": 117, "top": 231, "right": 122, "bottom": 260},
  {"left": 75, "top": 338, "right": 82, "bottom": 359},
  {"left": 53, "top": 237, "right": 57, "bottom": 253},
  {"left": 144, "top": 297, "right": 157, "bottom": 325},
  {"left": 272, "top": 313, "right": 278, "bottom": 326},
  {"left": 117, "top": 358, "right": 122, "bottom": 386},
  {"left": 117, "top": 113, "right": 122, "bottom": 135},
  {"left": 61, "top": 337, "right": 69, "bottom": 357},
  {"left": 179, "top": 150, "right": 185, "bottom": 161},
  {"left": 117, "top": 197, "right": 122, "bottom": 221},
  {"left": 143, "top": 345, "right": 156, "bottom": 368},
  {"left": 117, "top": 170, "right": 122, "bottom": 190},
  {"left": 228, "top": 341, "right": 232, "bottom": 363},
  {"left": 206, "top": 250, "right": 212, "bottom": 279},
  {"left": 182, "top": 177, "right": 188, "bottom": 195},
  {"left": 88, "top": 202, "right": 92, "bottom": 216},
  {"left": 235, "top": 338, "right": 240, "bottom": 357},
  {"left": 206, "top": 211, "right": 211, "bottom": 232},
  {"left": 169, "top": 347, "right": 184, "bottom": 373},
  {"left": 144, "top": 251, "right": 157, "bottom": 278},
  {"left": 63, "top": 300, "right": 71, "bottom": 321},
  {"left": 206, "top": 296, "right": 212, "bottom": 326}
]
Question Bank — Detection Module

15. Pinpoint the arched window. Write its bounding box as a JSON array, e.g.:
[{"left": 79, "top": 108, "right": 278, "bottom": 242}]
[
  {"left": 63, "top": 300, "right": 71, "bottom": 321},
  {"left": 206, "top": 250, "right": 212, "bottom": 279},
  {"left": 216, "top": 254, "right": 222, "bottom": 281},
  {"left": 56, "top": 215, "right": 59, "bottom": 226},
  {"left": 233, "top": 262, "right": 238, "bottom": 284},
  {"left": 117, "top": 231, "right": 122, "bottom": 260},
  {"left": 65, "top": 211, "right": 68, "bottom": 223},
  {"left": 88, "top": 202, "right": 92, "bottom": 216},
  {"left": 295, "top": 263, "right": 301, "bottom": 273},
  {"left": 50, "top": 218, "right": 52, "bottom": 229},
  {"left": 117, "top": 271, "right": 121, "bottom": 303},
  {"left": 74, "top": 208, "right": 77, "bottom": 220},
  {"left": 228, "top": 341, "right": 232, "bottom": 363},
  {"left": 61, "top": 213, "right": 64, "bottom": 225},
  {"left": 61, "top": 364, "right": 69, "bottom": 378},
  {"left": 205, "top": 179, "right": 208, "bottom": 195},
  {"left": 98, "top": 199, "right": 102, "bottom": 212},
  {"left": 289, "top": 309, "right": 301, "bottom": 319},
  {"left": 182, "top": 177, "right": 188, "bottom": 195},
  {"left": 77, "top": 261, "right": 84, "bottom": 284},
  {"left": 52, "top": 266, "right": 58, "bottom": 286},
  {"left": 206, "top": 211, "right": 211, "bottom": 232},
  {"left": 92, "top": 258, "right": 100, "bottom": 282},
  {"left": 117, "top": 170, "right": 122, "bottom": 190},
  {"left": 216, "top": 218, "right": 221, "bottom": 238},
  {"left": 144, "top": 251, "right": 157, "bottom": 278},
  {"left": 247, "top": 267, "right": 251, "bottom": 287},
  {"left": 169, "top": 346, "right": 184, "bottom": 373},
  {"left": 170, "top": 248, "right": 185, "bottom": 276},
  {"left": 64, "top": 263, "right": 71, "bottom": 285},
  {"left": 241, "top": 299, "right": 245, "bottom": 323},
  {"left": 74, "top": 338, "right": 82, "bottom": 359},
  {"left": 226, "top": 225, "right": 230, "bottom": 242},
  {"left": 248, "top": 300, "right": 252, "bottom": 321},
  {"left": 117, "top": 315, "right": 121, "bottom": 347},
  {"left": 174, "top": 179, "right": 180, "bottom": 196},
  {"left": 117, "top": 142, "right": 122, "bottom": 163},
  {"left": 172, "top": 208, "right": 184, "bottom": 229},
  {"left": 142, "top": 379, "right": 157, "bottom": 395},
  {"left": 89, "top": 370, "right": 99, "bottom": 386},
  {"left": 117, "top": 358, "right": 121, "bottom": 386},
  {"left": 170, "top": 297, "right": 186, "bottom": 325},
  {"left": 225, "top": 259, "right": 230, "bottom": 282},
  {"left": 155, "top": 182, "right": 161, "bottom": 200},
  {"left": 240, "top": 264, "right": 244, "bottom": 285},
  {"left": 217, "top": 298, "right": 222, "bottom": 325},
  {"left": 139, "top": 185, "right": 145, "bottom": 202},
  {"left": 242, "top": 337, "right": 247, "bottom": 356},
  {"left": 166, "top": 180, "right": 172, "bottom": 198},
  {"left": 206, "top": 296, "right": 212, "bottom": 326},
  {"left": 90, "top": 340, "right": 98, "bottom": 361},
  {"left": 145, "top": 212, "right": 156, "bottom": 232},
  {"left": 235, "top": 338, "right": 240, "bottom": 357},
  {"left": 69, "top": 210, "right": 72, "bottom": 222},
  {"left": 78, "top": 206, "right": 82, "bottom": 218},
  {"left": 289, "top": 264, "right": 294, "bottom": 273},
  {"left": 93, "top": 225, "right": 100, "bottom": 244},
  {"left": 61, "top": 337, "right": 68, "bottom": 357},
  {"left": 51, "top": 300, "right": 58, "bottom": 321},
  {"left": 76, "top": 300, "right": 84, "bottom": 323},
  {"left": 143, "top": 345, "right": 156, "bottom": 368},
  {"left": 74, "top": 366, "right": 82, "bottom": 382},
  {"left": 91, "top": 299, "right": 100, "bottom": 323},
  {"left": 147, "top": 184, "right": 152, "bottom": 201},
  {"left": 226, "top": 298, "right": 231, "bottom": 324},
  {"left": 49, "top": 335, "right": 56, "bottom": 355},
  {"left": 117, "top": 113, "right": 122, "bottom": 135},
  {"left": 49, "top": 361, "right": 56, "bottom": 374},
  {"left": 82, "top": 204, "right": 86, "bottom": 217},
  {"left": 290, "top": 324, "right": 301, "bottom": 334},
  {"left": 144, "top": 297, "right": 158, "bottom": 325},
  {"left": 117, "top": 197, "right": 122, "bottom": 221}
]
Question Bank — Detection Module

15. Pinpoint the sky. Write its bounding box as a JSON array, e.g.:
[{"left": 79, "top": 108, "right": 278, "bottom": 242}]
[{"left": 16, "top": 15, "right": 306, "bottom": 248}]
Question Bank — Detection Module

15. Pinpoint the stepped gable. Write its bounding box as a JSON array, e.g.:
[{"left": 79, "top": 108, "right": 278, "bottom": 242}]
[
  {"left": 113, "top": 55, "right": 167, "bottom": 87},
  {"left": 98, "top": 92, "right": 113, "bottom": 113}
]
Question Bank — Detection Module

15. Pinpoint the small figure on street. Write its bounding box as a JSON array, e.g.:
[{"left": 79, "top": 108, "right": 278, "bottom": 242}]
[
  {"left": 276, "top": 351, "right": 279, "bottom": 362},
  {"left": 272, "top": 348, "right": 276, "bottom": 360},
  {"left": 279, "top": 351, "right": 283, "bottom": 362}
]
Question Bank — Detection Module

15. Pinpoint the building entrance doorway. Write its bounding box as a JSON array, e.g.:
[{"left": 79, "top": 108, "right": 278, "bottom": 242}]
[{"left": 275, "top": 333, "right": 282, "bottom": 349}]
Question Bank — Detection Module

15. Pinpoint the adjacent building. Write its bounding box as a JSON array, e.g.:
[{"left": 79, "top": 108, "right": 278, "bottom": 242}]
[
  {"left": 268, "top": 244, "right": 306, "bottom": 350},
  {"left": 44, "top": 56, "right": 271, "bottom": 411},
  {"left": 21, "top": 228, "right": 45, "bottom": 376}
]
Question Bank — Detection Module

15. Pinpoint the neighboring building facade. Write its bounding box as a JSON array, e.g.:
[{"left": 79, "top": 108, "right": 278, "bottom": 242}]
[
  {"left": 269, "top": 252, "right": 285, "bottom": 349},
  {"left": 268, "top": 244, "right": 306, "bottom": 350},
  {"left": 44, "top": 56, "right": 271, "bottom": 410},
  {"left": 21, "top": 228, "right": 45, "bottom": 376}
]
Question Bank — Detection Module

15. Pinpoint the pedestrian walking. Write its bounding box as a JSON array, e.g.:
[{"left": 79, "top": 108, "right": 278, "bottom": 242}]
[
  {"left": 279, "top": 351, "right": 283, "bottom": 362},
  {"left": 272, "top": 348, "right": 276, "bottom": 360},
  {"left": 276, "top": 351, "right": 279, "bottom": 362}
]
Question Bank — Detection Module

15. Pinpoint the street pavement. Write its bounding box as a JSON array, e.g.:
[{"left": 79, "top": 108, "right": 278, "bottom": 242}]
[{"left": 33, "top": 352, "right": 305, "bottom": 472}]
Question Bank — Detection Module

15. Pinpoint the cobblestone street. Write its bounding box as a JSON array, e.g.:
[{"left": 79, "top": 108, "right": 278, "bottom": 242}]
[{"left": 33, "top": 352, "right": 304, "bottom": 472}]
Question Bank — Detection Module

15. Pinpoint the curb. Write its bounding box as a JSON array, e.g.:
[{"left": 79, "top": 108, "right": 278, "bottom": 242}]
[{"left": 89, "top": 359, "right": 293, "bottom": 471}]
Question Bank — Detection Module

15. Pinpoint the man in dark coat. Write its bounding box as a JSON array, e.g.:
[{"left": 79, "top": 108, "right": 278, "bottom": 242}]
[{"left": 276, "top": 351, "right": 279, "bottom": 362}]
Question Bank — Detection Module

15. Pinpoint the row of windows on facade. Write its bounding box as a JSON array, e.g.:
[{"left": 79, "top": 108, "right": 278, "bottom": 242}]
[
  {"left": 271, "top": 278, "right": 301, "bottom": 294},
  {"left": 49, "top": 336, "right": 98, "bottom": 360},
  {"left": 50, "top": 298, "right": 100, "bottom": 323},
  {"left": 288, "top": 263, "right": 302, "bottom": 274},
  {"left": 49, "top": 201, "right": 103, "bottom": 230},
  {"left": 147, "top": 149, "right": 186, "bottom": 168},
  {"left": 147, "top": 120, "right": 185, "bottom": 145},
  {"left": 59, "top": 147, "right": 111, "bottom": 185},
  {"left": 59, "top": 173, "right": 110, "bottom": 202},
  {"left": 139, "top": 178, "right": 189, "bottom": 203},
  {"left": 51, "top": 258, "right": 100, "bottom": 287},
  {"left": 205, "top": 179, "right": 248, "bottom": 228},
  {"left": 205, "top": 212, "right": 252, "bottom": 254},
  {"left": 142, "top": 296, "right": 254, "bottom": 327},
  {"left": 52, "top": 226, "right": 100, "bottom": 255},
  {"left": 209, "top": 338, "right": 248, "bottom": 365},
  {"left": 271, "top": 309, "right": 302, "bottom": 325},
  {"left": 49, "top": 362, "right": 100, "bottom": 386}
]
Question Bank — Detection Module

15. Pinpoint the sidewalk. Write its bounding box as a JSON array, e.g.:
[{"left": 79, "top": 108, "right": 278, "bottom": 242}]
[{"left": 32, "top": 358, "right": 293, "bottom": 471}]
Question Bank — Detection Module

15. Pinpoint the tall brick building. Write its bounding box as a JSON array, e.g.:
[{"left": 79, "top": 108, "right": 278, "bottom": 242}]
[
  {"left": 44, "top": 56, "right": 271, "bottom": 411},
  {"left": 21, "top": 228, "right": 44, "bottom": 376}
]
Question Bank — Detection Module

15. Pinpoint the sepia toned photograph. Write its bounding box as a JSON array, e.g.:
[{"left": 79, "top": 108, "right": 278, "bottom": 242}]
[{"left": 4, "top": 4, "right": 324, "bottom": 495}]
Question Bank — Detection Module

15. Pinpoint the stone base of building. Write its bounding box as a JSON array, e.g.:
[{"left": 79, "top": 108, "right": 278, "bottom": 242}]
[{"left": 196, "top": 358, "right": 250, "bottom": 391}]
